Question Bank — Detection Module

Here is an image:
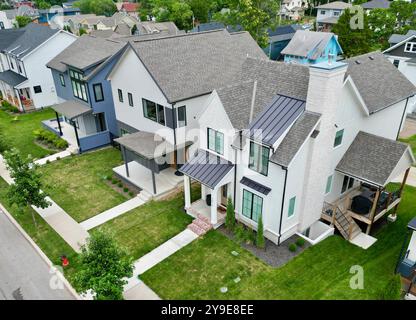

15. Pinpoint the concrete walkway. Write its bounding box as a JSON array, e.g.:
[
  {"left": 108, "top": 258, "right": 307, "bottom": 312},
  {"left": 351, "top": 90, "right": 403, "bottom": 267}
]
[
  {"left": 0, "top": 155, "right": 89, "bottom": 253},
  {"left": 34, "top": 145, "right": 78, "bottom": 166},
  {"left": 80, "top": 196, "right": 145, "bottom": 231}
]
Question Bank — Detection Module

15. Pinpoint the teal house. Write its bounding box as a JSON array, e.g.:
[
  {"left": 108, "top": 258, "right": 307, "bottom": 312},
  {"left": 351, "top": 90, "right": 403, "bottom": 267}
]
[{"left": 281, "top": 30, "right": 343, "bottom": 65}]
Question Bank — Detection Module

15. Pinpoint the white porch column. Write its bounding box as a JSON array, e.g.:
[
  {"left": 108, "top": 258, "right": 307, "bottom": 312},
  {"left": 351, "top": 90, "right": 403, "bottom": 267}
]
[
  {"left": 201, "top": 184, "right": 207, "bottom": 201},
  {"left": 210, "top": 187, "right": 218, "bottom": 225},
  {"left": 184, "top": 175, "right": 191, "bottom": 209}
]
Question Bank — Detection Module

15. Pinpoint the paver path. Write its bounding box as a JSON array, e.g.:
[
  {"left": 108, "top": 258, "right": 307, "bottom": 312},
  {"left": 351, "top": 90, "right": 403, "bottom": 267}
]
[
  {"left": 80, "top": 196, "right": 145, "bottom": 231},
  {"left": 0, "top": 155, "right": 89, "bottom": 253}
]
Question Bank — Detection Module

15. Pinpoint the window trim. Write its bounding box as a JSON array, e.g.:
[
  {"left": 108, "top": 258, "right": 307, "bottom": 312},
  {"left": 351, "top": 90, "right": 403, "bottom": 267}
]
[
  {"left": 325, "top": 175, "right": 333, "bottom": 195},
  {"left": 69, "top": 69, "right": 88, "bottom": 102},
  {"left": 33, "top": 85, "right": 42, "bottom": 94},
  {"left": 288, "top": 196, "right": 296, "bottom": 218},
  {"left": 59, "top": 74, "right": 65, "bottom": 87},
  {"left": 333, "top": 128, "right": 344, "bottom": 148},
  {"left": 118, "top": 89, "right": 123, "bottom": 103},
  {"left": 341, "top": 175, "right": 355, "bottom": 194},
  {"left": 92, "top": 83, "right": 104, "bottom": 102},
  {"left": 142, "top": 98, "right": 166, "bottom": 125},
  {"left": 242, "top": 189, "right": 263, "bottom": 223},
  {"left": 404, "top": 42, "right": 416, "bottom": 53},
  {"left": 177, "top": 105, "right": 187, "bottom": 127},
  {"left": 248, "top": 141, "right": 269, "bottom": 176},
  {"left": 207, "top": 127, "right": 224, "bottom": 155},
  {"left": 128, "top": 92, "right": 133, "bottom": 107}
]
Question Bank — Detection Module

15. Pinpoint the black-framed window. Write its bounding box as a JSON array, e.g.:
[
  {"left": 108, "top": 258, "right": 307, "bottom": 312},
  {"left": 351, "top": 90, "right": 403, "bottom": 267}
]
[
  {"left": 242, "top": 189, "right": 263, "bottom": 222},
  {"left": 207, "top": 128, "right": 224, "bottom": 155},
  {"left": 33, "top": 85, "right": 42, "bottom": 94},
  {"left": 177, "top": 105, "right": 187, "bottom": 127},
  {"left": 59, "top": 74, "right": 65, "bottom": 86},
  {"left": 249, "top": 141, "right": 269, "bottom": 176},
  {"left": 393, "top": 60, "right": 400, "bottom": 68},
  {"left": 93, "top": 83, "right": 104, "bottom": 102},
  {"left": 118, "top": 89, "right": 123, "bottom": 102},
  {"left": 128, "top": 92, "right": 133, "bottom": 107},
  {"left": 142, "top": 98, "right": 165, "bottom": 125},
  {"left": 69, "top": 69, "right": 88, "bottom": 102},
  {"left": 341, "top": 175, "right": 354, "bottom": 194}
]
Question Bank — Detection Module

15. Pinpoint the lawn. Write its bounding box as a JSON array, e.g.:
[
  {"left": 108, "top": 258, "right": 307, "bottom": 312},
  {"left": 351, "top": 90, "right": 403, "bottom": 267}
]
[
  {"left": 141, "top": 186, "right": 416, "bottom": 300},
  {"left": 96, "top": 184, "right": 201, "bottom": 260},
  {"left": 399, "top": 134, "right": 416, "bottom": 159},
  {"left": 37, "top": 147, "right": 127, "bottom": 222},
  {"left": 0, "top": 177, "right": 80, "bottom": 283},
  {"left": 0, "top": 108, "right": 56, "bottom": 158}
]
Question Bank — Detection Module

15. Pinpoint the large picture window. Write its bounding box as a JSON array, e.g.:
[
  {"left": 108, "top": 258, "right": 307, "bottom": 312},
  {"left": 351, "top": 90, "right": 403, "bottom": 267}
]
[
  {"left": 69, "top": 69, "right": 88, "bottom": 102},
  {"left": 142, "top": 98, "right": 165, "bottom": 125},
  {"left": 207, "top": 128, "right": 224, "bottom": 155},
  {"left": 249, "top": 141, "right": 269, "bottom": 176},
  {"left": 242, "top": 189, "right": 263, "bottom": 222}
]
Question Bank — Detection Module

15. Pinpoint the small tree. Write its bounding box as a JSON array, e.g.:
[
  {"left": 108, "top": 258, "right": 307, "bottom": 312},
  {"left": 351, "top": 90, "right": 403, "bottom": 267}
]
[
  {"left": 225, "top": 197, "right": 235, "bottom": 230},
  {"left": 75, "top": 231, "right": 133, "bottom": 300},
  {"left": 256, "top": 214, "right": 265, "bottom": 249},
  {"left": 3, "top": 148, "right": 51, "bottom": 229},
  {"left": 15, "top": 16, "right": 32, "bottom": 28}
]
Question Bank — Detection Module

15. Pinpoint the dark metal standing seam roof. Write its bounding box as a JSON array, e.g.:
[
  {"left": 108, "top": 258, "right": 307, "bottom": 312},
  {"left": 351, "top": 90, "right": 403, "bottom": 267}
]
[
  {"left": 0, "top": 70, "right": 28, "bottom": 87},
  {"left": 240, "top": 177, "right": 271, "bottom": 195},
  {"left": 179, "top": 149, "right": 234, "bottom": 189},
  {"left": 247, "top": 94, "right": 306, "bottom": 146}
]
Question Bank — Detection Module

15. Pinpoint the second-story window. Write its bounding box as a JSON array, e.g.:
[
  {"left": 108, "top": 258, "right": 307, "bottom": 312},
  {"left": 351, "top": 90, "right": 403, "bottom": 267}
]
[
  {"left": 207, "top": 128, "right": 224, "bottom": 155},
  {"left": 405, "top": 42, "right": 416, "bottom": 53},
  {"left": 59, "top": 74, "right": 65, "bottom": 87},
  {"left": 142, "top": 98, "right": 165, "bottom": 125},
  {"left": 93, "top": 83, "right": 104, "bottom": 102},
  {"left": 17, "top": 62, "right": 22, "bottom": 73},
  {"left": 128, "top": 92, "right": 133, "bottom": 107},
  {"left": 334, "top": 129, "right": 344, "bottom": 148},
  {"left": 249, "top": 141, "right": 269, "bottom": 176},
  {"left": 177, "top": 105, "right": 187, "bottom": 127},
  {"left": 69, "top": 69, "right": 88, "bottom": 102},
  {"left": 118, "top": 89, "right": 123, "bottom": 102}
]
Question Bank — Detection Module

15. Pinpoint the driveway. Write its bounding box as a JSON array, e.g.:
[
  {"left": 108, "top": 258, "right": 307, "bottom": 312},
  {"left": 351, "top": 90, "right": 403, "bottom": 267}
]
[{"left": 0, "top": 210, "right": 74, "bottom": 300}]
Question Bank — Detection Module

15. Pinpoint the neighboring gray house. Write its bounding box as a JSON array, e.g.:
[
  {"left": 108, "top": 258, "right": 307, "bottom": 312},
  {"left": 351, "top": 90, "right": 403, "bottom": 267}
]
[
  {"left": 361, "top": 0, "right": 391, "bottom": 11},
  {"left": 316, "top": 1, "right": 352, "bottom": 32},
  {"left": 45, "top": 35, "right": 127, "bottom": 152}
]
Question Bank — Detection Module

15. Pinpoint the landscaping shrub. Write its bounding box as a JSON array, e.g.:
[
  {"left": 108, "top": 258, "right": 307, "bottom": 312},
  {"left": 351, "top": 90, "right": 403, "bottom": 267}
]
[
  {"left": 256, "top": 215, "right": 265, "bottom": 249},
  {"left": 234, "top": 224, "right": 246, "bottom": 244},
  {"left": 128, "top": 191, "right": 134, "bottom": 197},
  {"left": 1, "top": 100, "right": 19, "bottom": 113},
  {"left": 289, "top": 243, "right": 297, "bottom": 252},
  {"left": 105, "top": 176, "right": 111, "bottom": 181},
  {"left": 33, "top": 129, "right": 68, "bottom": 150},
  {"left": 123, "top": 187, "right": 128, "bottom": 193},
  {"left": 295, "top": 237, "right": 305, "bottom": 247},
  {"left": 225, "top": 197, "right": 235, "bottom": 230},
  {"left": 117, "top": 182, "right": 123, "bottom": 188},
  {"left": 111, "top": 178, "right": 117, "bottom": 184}
]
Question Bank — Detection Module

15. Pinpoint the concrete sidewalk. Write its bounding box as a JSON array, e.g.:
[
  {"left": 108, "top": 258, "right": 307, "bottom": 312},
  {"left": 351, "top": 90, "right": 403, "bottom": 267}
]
[
  {"left": 80, "top": 196, "right": 145, "bottom": 231},
  {"left": 34, "top": 145, "right": 78, "bottom": 166}
]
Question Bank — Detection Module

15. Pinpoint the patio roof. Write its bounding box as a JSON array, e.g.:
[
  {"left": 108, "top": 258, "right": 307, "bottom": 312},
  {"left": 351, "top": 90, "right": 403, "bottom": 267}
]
[
  {"left": 179, "top": 149, "right": 234, "bottom": 189},
  {"left": 114, "top": 131, "right": 175, "bottom": 160},
  {"left": 52, "top": 100, "right": 92, "bottom": 120},
  {"left": 336, "top": 131, "right": 414, "bottom": 187},
  {"left": 0, "top": 70, "right": 27, "bottom": 87}
]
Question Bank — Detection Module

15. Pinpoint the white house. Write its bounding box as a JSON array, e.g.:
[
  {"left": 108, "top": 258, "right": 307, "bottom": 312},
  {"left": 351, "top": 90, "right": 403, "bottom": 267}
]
[
  {"left": 0, "top": 23, "right": 77, "bottom": 111},
  {"left": 179, "top": 52, "right": 415, "bottom": 246},
  {"left": 280, "top": 0, "right": 308, "bottom": 21},
  {"left": 0, "top": 11, "right": 14, "bottom": 29},
  {"left": 316, "top": 1, "right": 352, "bottom": 32},
  {"left": 384, "top": 30, "right": 416, "bottom": 114}
]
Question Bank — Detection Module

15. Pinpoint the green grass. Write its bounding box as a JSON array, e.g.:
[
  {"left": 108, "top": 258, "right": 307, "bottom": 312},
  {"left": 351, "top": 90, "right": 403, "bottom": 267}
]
[
  {"left": 0, "top": 177, "right": 80, "bottom": 283},
  {"left": 96, "top": 184, "right": 201, "bottom": 260},
  {"left": 0, "top": 108, "right": 56, "bottom": 158},
  {"left": 37, "top": 148, "right": 127, "bottom": 222},
  {"left": 399, "top": 134, "right": 416, "bottom": 159},
  {"left": 141, "top": 186, "right": 416, "bottom": 300}
]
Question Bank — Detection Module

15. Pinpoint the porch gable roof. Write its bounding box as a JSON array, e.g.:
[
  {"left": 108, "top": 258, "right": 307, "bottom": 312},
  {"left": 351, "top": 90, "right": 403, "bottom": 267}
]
[
  {"left": 179, "top": 149, "right": 234, "bottom": 189},
  {"left": 52, "top": 100, "right": 92, "bottom": 120},
  {"left": 0, "top": 70, "right": 28, "bottom": 87}
]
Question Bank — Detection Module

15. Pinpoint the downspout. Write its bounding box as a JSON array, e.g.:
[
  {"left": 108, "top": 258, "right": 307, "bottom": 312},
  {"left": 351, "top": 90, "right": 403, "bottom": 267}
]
[
  {"left": 233, "top": 130, "right": 242, "bottom": 205},
  {"left": 397, "top": 97, "right": 410, "bottom": 140},
  {"left": 278, "top": 165, "right": 288, "bottom": 246},
  {"left": 171, "top": 102, "right": 178, "bottom": 171}
]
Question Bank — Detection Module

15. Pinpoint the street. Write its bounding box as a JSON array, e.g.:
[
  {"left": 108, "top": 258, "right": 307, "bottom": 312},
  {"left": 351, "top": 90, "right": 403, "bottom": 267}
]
[{"left": 0, "top": 210, "right": 74, "bottom": 300}]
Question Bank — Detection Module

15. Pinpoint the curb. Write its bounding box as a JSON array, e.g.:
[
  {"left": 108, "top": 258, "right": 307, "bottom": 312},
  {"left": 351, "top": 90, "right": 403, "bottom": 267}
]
[{"left": 0, "top": 202, "right": 82, "bottom": 300}]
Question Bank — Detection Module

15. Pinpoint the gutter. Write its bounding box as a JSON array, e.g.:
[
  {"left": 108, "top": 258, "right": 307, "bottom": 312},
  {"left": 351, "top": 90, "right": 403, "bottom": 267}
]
[
  {"left": 278, "top": 165, "right": 288, "bottom": 246},
  {"left": 397, "top": 97, "right": 410, "bottom": 140}
]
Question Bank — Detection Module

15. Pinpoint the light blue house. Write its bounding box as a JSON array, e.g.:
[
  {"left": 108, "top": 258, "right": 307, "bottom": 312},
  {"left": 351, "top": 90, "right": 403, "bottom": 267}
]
[
  {"left": 281, "top": 30, "right": 343, "bottom": 65},
  {"left": 45, "top": 35, "right": 126, "bottom": 153}
]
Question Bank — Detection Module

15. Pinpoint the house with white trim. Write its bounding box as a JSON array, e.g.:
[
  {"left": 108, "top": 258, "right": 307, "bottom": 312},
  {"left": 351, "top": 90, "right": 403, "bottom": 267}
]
[
  {"left": 316, "top": 1, "right": 352, "bottom": 32},
  {"left": 0, "top": 23, "right": 77, "bottom": 111},
  {"left": 384, "top": 30, "right": 416, "bottom": 114}
]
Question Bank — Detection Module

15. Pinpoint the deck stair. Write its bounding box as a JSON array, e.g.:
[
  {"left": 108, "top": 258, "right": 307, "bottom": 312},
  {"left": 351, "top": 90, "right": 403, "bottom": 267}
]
[
  {"left": 322, "top": 202, "right": 361, "bottom": 240},
  {"left": 187, "top": 214, "right": 213, "bottom": 236}
]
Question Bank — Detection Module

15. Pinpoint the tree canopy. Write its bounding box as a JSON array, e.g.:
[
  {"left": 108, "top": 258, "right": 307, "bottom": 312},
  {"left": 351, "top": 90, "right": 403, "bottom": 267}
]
[{"left": 73, "top": 0, "right": 117, "bottom": 17}]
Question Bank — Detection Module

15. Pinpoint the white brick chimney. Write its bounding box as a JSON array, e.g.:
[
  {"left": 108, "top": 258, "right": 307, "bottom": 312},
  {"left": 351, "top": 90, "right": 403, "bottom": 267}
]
[{"left": 299, "top": 61, "right": 348, "bottom": 231}]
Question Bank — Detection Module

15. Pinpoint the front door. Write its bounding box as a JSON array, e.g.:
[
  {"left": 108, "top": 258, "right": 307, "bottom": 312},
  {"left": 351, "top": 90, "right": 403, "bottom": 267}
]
[{"left": 221, "top": 184, "right": 228, "bottom": 207}]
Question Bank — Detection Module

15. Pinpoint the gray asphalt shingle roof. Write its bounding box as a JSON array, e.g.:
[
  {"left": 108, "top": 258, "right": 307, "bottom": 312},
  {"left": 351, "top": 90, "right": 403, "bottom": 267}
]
[
  {"left": 247, "top": 94, "right": 306, "bottom": 146},
  {"left": 336, "top": 131, "right": 413, "bottom": 186},
  {"left": 0, "top": 29, "right": 24, "bottom": 50},
  {"left": 47, "top": 35, "right": 125, "bottom": 72},
  {"left": 361, "top": 0, "right": 391, "bottom": 9},
  {"left": 281, "top": 31, "right": 339, "bottom": 59},
  {"left": 179, "top": 149, "right": 234, "bottom": 189},
  {"left": 130, "top": 29, "right": 267, "bottom": 103},
  {"left": 316, "top": 1, "right": 352, "bottom": 9},
  {"left": 3, "top": 23, "right": 59, "bottom": 58},
  {"left": 345, "top": 52, "right": 416, "bottom": 114},
  {"left": 388, "top": 30, "right": 416, "bottom": 45},
  {"left": 0, "top": 70, "right": 27, "bottom": 87},
  {"left": 270, "top": 111, "right": 321, "bottom": 167}
]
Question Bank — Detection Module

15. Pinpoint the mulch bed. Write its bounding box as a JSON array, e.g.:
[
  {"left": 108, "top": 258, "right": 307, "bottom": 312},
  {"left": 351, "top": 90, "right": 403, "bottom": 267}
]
[
  {"left": 104, "top": 175, "right": 140, "bottom": 199},
  {"left": 34, "top": 139, "right": 64, "bottom": 153}
]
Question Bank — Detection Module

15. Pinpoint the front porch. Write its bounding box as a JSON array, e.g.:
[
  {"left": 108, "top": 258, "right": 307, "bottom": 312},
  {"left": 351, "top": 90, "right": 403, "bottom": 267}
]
[{"left": 0, "top": 71, "right": 34, "bottom": 112}]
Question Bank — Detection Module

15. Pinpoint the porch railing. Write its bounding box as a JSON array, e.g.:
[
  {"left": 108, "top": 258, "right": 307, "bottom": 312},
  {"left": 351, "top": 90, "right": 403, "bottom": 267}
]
[{"left": 79, "top": 130, "right": 111, "bottom": 152}]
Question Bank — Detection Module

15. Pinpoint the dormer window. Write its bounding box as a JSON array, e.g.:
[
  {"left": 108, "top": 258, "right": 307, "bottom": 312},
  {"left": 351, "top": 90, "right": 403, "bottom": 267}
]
[{"left": 405, "top": 42, "right": 416, "bottom": 53}]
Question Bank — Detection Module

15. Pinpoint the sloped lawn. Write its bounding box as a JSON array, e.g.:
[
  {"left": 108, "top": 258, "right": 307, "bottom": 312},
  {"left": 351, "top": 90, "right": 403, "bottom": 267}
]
[
  {"left": 141, "top": 186, "right": 416, "bottom": 300},
  {"left": 95, "top": 184, "right": 200, "bottom": 260},
  {"left": 37, "top": 147, "right": 127, "bottom": 222},
  {"left": 0, "top": 108, "right": 56, "bottom": 158}
]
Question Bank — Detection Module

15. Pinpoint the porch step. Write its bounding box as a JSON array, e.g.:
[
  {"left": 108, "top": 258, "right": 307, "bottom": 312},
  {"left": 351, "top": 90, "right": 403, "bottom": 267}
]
[
  {"left": 197, "top": 214, "right": 211, "bottom": 225},
  {"left": 187, "top": 215, "right": 213, "bottom": 236},
  {"left": 194, "top": 217, "right": 212, "bottom": 231}
]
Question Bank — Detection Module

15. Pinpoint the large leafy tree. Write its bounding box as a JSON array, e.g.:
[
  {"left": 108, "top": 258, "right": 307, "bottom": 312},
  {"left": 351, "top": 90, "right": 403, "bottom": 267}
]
[
  {"left": 151, "top": 0, "right": 194, "bottom": 30},
  {"left": 332, "top": 8, "right": 373, "bottom": 57},
  {"left": 367, "top": 8, "right": 396, "bottom": 50},
  {"left": 3, "top": 148, "right": 51, "bottom": 229},
  {"left": 389, "top": 0, "right": 416, "bottom": 29},
  {"left": 73, "top": 0, "right": 117, "bottom": 17},
  {"left": 75, "top": 231, "right": 133, "bottom": 300},
  {"left": 15, "top": 16, "right": 33, "bottom": 28}
]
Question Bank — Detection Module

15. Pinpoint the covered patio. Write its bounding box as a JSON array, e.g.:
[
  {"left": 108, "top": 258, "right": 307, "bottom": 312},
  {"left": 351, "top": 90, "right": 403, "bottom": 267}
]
[
  {"left": 322, "top": 132, "right": 415, "bottom": 238},
  {"left": 114, "top": 131, "right": 186, "bottom": 198},
  {"left": 179, "top": 149, "right": 234, "bottom": 227}
]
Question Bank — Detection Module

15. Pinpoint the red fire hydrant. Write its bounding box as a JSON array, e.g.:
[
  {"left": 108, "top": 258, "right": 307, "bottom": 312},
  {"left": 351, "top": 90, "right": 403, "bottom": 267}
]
[{"left": 61, "top": 255, "right": 69, "bottom": 267}]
